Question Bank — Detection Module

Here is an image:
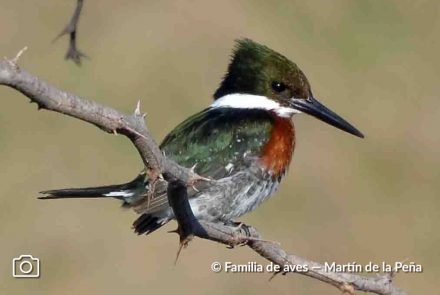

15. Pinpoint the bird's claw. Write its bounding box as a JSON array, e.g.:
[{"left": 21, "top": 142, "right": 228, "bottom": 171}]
[{"left": 225, "top": 221, "right": 279, "bottom": 246}]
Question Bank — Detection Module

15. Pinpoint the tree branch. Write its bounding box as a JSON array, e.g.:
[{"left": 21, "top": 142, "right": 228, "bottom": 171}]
[
  {"left": 167, "top": 180, "right": 409, "bottom": 295},
  {"left": 0, "top": 52, "right": 408, "bottom": 295},
  {"left": 54, "top": 0, "right": 87, "bottom": 65},
  {"left": 0, "top": 51, "right": 197, "bottom": 183}
]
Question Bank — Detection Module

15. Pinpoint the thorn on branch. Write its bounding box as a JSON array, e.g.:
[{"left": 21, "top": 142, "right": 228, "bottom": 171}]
[
  {"left": 121, "top": 120, "right": 149, "bottom": 140},
  {"left": 175, "top": 234, "right": 194, "bottom": 265},
  {"left": 228, "top": 222, "right": 275, "bottom": 247},
  {"left": 340, "top": 282, "right": 355, "bottom": 295},
  {"left": 27, "top": 99, "right": 44, "bottom": 110},
  {"left": 4, "top": 46, "right": 28, "bottom": 70},
  {"left": 383, "top": 267, "right": 396, "bottom": 284},
  {"left": 268, "top": 270, "right": 283, "bottom": 281},
  {"left": 168, "top": 228, "right": 179, "bottom": 234},
  {"left": 167, "top": 179, "right": 198, "bottom": 263},
  {"left": 188, "top": 174, "right": 212, "bottom": 189},
  {"left": 387, "top": 271, "right": 396, "bottom": 282},
  {"left": 11, "top": 46, "right": 28, "bottom": 64},
  {"left": 134, "top": 100, "right": 142, "bottom": 116},
  {"left": 189, "top": 163, "right": 197, "bottom": 173}
]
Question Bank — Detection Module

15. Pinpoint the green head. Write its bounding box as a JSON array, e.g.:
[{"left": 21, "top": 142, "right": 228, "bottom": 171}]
[
  {"left": 214, "top": 39, "right": 364, "bottom": 138},
  {"left": 214, "top": 38, "right": 312, "bottom": 101}
]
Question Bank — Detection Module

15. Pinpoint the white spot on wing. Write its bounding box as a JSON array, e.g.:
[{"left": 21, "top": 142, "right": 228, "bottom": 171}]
[
  {"left": 225, "top": 163, "right": 234, "bottom": 173},
  {"left": 104, "top": 191, "right": 134, "bottom": 197}
]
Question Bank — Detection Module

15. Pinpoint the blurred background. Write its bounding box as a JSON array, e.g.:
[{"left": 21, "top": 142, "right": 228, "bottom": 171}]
[{"left": 0, "top": 1, "right": 439, "bottom": 294}]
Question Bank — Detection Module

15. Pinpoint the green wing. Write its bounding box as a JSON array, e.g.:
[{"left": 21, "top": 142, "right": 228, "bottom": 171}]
[
  {"left": 141, "top": 107, "right": 274, "bottom": 214},
  {"left": 160, "top": 108, "right": 274, "bottom": 180}
]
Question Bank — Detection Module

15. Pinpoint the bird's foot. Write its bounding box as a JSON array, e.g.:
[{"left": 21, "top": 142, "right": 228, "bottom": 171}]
[{"left": 224, "top": 221, "right": 279, "bottom": 248}]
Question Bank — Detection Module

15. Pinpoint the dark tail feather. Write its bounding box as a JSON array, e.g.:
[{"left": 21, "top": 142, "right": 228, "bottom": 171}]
[
  {"left": 39, "top": 187, "right": 122, "bottom": 199},
  {"left": 39, "top": 173, "right": 147, "bottom": 204},
  {"left": 133, "top": 213, "right": 169, "bottom": 235}
]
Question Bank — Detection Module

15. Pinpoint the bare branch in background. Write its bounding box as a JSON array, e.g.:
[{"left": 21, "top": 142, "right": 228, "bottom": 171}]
[
  {"left": 54, "top": 0, "right": 87, "bottom": 65},
  {"left": 0, "top": 52, "right": 409, "bottom": 295}
]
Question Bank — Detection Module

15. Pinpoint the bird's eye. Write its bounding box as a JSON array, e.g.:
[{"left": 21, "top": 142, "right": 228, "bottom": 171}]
[{"left": 271, "top": 81, "right": 287, "bottom": 93}]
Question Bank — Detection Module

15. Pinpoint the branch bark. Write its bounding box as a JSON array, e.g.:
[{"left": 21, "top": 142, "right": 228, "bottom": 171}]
[{"left": 0, "top": 52, "right": 408, "bottom": 295}]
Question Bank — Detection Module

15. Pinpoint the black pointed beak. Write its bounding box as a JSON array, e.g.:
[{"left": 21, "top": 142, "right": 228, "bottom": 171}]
[{"left": 291, "top": 97, "right": 364, "bottom": 138}]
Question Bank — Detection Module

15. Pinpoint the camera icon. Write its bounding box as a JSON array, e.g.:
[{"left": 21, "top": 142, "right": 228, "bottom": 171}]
[{"left": 12, "top": 255, "right": 40, "bottom": 278}]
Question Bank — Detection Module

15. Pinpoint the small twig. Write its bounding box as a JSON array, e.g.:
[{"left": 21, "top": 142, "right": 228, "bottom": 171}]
[{"left": 54, "top": 0, "right": 87, "bottom": 65}]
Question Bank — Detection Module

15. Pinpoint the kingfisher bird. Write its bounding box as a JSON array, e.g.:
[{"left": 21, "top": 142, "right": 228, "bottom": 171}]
[{"left": 40, "top": 39, "right": 363, "bottom": 235}]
